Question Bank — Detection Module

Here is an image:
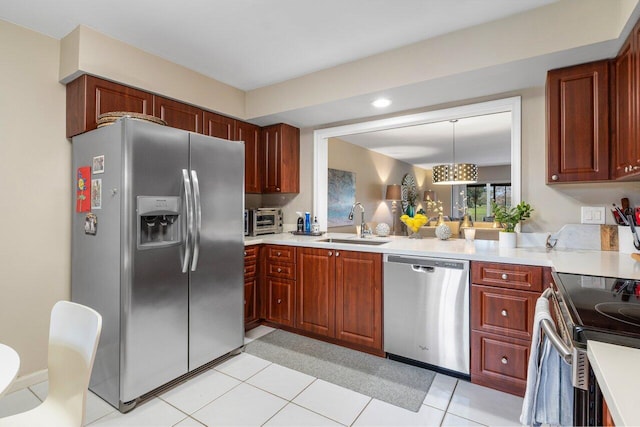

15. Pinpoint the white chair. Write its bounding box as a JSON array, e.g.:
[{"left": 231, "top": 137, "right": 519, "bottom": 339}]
[{"left": 0, "top": 301, "right": 102, "bottom": 427}]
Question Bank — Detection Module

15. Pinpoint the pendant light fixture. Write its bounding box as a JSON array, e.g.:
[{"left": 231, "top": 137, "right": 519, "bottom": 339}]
[{"left": 432, "top": 119, "right": 478, "bottom": 185}]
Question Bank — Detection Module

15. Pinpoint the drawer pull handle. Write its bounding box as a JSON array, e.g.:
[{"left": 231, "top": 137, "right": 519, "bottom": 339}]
[
  {"left": 277, "top": 268, "right": 282, "bottom": 273},
  {"left": 277, "top": 298, "right": 282, "bottom": 304},
  {"left": 501, "top": 357, "right": 508, "bottom": 365},
  {"left": 501, "top": 309, "right": 508, "bottom": 317},
  {"left": 501, "top": 273, "right": 508, "bottom": 280}
]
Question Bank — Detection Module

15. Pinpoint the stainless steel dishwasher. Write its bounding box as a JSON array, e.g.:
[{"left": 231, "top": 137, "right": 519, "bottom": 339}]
[{"left": 383, "top": 254, "right": 470, "bottom": 376}]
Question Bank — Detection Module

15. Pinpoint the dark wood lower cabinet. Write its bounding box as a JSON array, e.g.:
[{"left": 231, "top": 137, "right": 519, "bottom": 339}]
[
  {"left": 335, "top": 251, "right": 382, "bottom": 350},
  {"left": 470, "top": 261, "right": 544, "bottom": 397},
  {"left": 265, "top": 277, "right": 295, "bottom": 327},
  {"left": 244, "top": 278, "right": 257, "bottom": 325},
  {"left": 296, "top": 248, "right": 335, "bottom": 337},
  {"left": 295, "top": 248, "right": 382, "bottom": 352}
]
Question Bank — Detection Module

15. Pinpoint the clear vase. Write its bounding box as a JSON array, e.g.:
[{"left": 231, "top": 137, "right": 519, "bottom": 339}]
[{"left": 407, "top": 228, "right": 422, "bottom": 239}]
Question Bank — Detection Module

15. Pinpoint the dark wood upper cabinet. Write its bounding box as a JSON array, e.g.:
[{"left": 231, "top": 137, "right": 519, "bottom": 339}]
[
  {"left": 66, "top": 75, "right": 153, "bottom": 138},
  {"left": 261, "top": 123, "right": 300, "bottom": 193},
  {"left": 546, "top": 60, "right": 610, "bottom": 183},
  {"left": 613, "top": 21, "right": 640, "bottom": 179},
  {"left": 237, "top": 121, "right": 262, "bottom": 193},
  {"left": 203, "top": 111, "right": 235, "bottom": 140},
  {"left": 153, "top": 96, "right": 203, "bottom": 133}
]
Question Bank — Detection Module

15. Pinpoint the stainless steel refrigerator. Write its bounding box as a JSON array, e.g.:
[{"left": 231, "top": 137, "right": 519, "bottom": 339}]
[{"left": 71, "top": 118, "right": 244, "bottom": 412}]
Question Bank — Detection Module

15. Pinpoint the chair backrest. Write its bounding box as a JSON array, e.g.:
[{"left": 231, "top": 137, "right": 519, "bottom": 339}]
[{"left": 47, "top": 301, "right": 102, "bottom": 426}]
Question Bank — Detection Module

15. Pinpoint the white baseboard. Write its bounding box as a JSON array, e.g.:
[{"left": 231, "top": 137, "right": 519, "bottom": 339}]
[{"left": 8, "top": 369, "right": 48, "bottom": 394}]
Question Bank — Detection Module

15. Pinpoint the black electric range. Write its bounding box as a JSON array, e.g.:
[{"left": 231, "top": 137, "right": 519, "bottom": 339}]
[{"left": 553, "top": 272, "right": 640, "bottom": 349}]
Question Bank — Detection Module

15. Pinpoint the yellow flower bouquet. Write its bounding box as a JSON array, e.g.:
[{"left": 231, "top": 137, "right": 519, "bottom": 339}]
[{"left": 400, "top": 213, "right": 428, "bottom": 238}]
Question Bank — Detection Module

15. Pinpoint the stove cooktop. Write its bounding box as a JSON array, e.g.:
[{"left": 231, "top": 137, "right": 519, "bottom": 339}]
[{"left": 554, "top": 272, "right": 640, "bottom": 348}]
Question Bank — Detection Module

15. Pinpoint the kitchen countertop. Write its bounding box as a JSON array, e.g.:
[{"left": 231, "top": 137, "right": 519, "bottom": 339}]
[
  {"left": 587, "top": 340, "right": 640, "bottom": 426},
  {"left": 245, "top": 232, "right": 640, "bottom": 279}
]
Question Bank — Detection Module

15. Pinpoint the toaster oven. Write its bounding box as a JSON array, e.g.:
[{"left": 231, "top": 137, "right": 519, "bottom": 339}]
[{"left": 246, "top": 208, "right": 283, "bottom": 236}]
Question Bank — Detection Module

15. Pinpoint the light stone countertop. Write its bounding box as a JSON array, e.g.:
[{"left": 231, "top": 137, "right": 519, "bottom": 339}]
[
  {"left": 587, "top": 340, "right": 640, "bottom": 427},
  {"left": 245, "top": 232, "right": 640, "bottom": 279}
]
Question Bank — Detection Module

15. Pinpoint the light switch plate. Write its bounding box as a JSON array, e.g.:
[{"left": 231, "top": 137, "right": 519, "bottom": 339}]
[{"left": 581, "top": 206, "right": 606, "bottom": 224}]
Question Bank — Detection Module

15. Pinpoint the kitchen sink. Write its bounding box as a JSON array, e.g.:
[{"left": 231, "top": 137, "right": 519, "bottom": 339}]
[{"left": 317, "top": 238, "right": 389, "bottom": 246}]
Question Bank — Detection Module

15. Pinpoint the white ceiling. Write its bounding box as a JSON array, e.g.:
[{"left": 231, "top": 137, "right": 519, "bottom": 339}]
[
  {"left": 337, "top": 112, "right": 512, "bottom": 169},
  {"left": 0, "top": 0, "right": 557, "bottom": 91}
]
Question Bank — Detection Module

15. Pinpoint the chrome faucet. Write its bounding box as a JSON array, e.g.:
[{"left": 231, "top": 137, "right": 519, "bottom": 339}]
[{"left": 348, "top": 202, "right": 370, "bottom": 238}]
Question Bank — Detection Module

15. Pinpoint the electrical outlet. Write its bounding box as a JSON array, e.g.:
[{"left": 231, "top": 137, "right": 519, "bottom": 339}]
[{"left": 581, "top": 206, "right": 605, "bottom": 224}]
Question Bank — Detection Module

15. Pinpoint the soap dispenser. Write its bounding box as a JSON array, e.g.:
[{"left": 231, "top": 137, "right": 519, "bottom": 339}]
[{"left": 296, "top": 211, "right": 304, "bottom": 232}]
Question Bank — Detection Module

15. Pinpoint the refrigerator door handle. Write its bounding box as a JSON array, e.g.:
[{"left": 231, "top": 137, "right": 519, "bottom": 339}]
[
  {"left": 190, "top": 169, "right": 201, "bottom": 271},
  {"left": 181, "top": 169, "right": 194, "bottom": 273}
]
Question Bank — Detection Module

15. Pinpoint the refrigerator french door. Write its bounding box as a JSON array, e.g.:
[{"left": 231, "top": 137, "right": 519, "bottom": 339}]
[{"left": 72, "top": 118, "right": 244, "bottom": 412}]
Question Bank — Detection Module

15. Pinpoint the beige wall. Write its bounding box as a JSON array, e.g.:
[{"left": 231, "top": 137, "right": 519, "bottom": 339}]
[
  {"left": 327, "top": 138, "right": 436, "bottom": 233},
  {"left": 59, "top": 25, "right": 246, "bottom": 119},
  {"left": 0, "top": 20, "right": 69, "bottom": 376}
]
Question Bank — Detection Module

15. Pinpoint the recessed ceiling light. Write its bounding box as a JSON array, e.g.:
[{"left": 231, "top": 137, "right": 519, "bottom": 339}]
[{"left": 372, "top": 98, "right": 391, "bottom": 108}]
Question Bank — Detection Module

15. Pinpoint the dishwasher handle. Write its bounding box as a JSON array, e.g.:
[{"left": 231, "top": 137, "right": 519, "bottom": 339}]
[{"left": 411, "top": 265, "right": 435, "bottom": 273}]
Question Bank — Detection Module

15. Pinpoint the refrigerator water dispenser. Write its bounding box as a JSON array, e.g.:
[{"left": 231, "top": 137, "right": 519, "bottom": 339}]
[{"left": 137, "top": 196, "right": 181, "bottom": 248}]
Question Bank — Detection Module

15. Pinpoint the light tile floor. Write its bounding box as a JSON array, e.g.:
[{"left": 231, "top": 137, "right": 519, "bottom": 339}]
[{"left": 0, "top": 325, "right": 524, "bottom": 426}]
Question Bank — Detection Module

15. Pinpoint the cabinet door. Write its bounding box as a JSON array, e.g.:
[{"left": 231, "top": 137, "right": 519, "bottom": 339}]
[
  {"left": 296, "top": 248, "right": 335, "bottom": 337},
  {"left": 614, "top": 39, "right": 634, "bottom": 178},
  {"left": 261, "top": 124, "right": 300, "bottom": 193},
  {"left": 153, "top": 96, "right": 203, "bottom": 133},
  {"left": 237, "top": 121, "right": 262, "bottom": 193},
  {"left": 244, "top": 278, "right": 257, "bottom": 325},
  {"left": 66, "top": 75, "right": 153, "bottom": 137},
  {"left": 546, "top": 60, "right": 610, "bottom": 182},
  {"left": 262, "top": 124, "right": 281, "bottom": 192},
  {"left": 266, "top": 277, "right": 294, "bottom": 327},
  {"left": 335, "top": 251, "right": 382, "bottom": 350},
  {"left": 203, "top": 111, "right": 235, "bottom": 140}
]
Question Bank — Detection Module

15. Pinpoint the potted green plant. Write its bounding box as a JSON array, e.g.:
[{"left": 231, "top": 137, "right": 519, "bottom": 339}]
[{"left": 491, "top": 201, "right": 533, "bottom": 248}]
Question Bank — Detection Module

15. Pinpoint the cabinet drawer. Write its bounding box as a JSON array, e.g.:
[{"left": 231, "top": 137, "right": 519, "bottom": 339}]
[
  {"left": 471, "top": 331, "right": 529, "bottom": 397},
  {"left": 244, "top": 246, "right": 258, "bottom": 263},
  {"left": 266, "top": 261, "right": 296, "bottom": 280},
  {"left": 244, "top": 263, "right": 257, "bottom": 280},
  {"left": 471, "top": 262, "right": 542, "bottom": 292},
  {"left": 471, "top": 285, "right": 538, "bottom": 340},
  {"left": 265, "top": 245, "right": 296, "bottom": 263}
]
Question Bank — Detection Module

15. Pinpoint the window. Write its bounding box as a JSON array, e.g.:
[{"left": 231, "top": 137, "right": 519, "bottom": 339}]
[{"left": 466, "top": 183, "right": 511, "bottom": 222}]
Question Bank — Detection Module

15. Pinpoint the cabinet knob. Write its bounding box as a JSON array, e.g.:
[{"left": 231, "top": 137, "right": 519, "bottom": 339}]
[
  {"left": 551, "top": 174, "right": 558, "bottom": 181},
  {"left": 277, "top": 268, "right": 282, "bottom": 273},
  {"left": 244, "top": 300, "right": 246, "bottom": 305},
  {"left": 625, "top": 166, "right": 629, "bottom": 173},
  {"left": 501, "top": 309, "right": 508, "bottom": 317},
  {"left": 277, "top": 251, "right": 281, "bottom": 256},
  {"left": 336, "top": 251, "right": 340, "bottom": 257},
  {"left": 244, "top": 268, "right": 247, "bottom": 273},
  {"left": 244, "top": 251, "right": 247, "bottom": 256},
  {"left": 501, "top": 357, "right": 508, "bottom": 365},
  {"left": 501, "top": 273, "right": 508, "bottom": 280},
  {"left": 276, "top": 187, "right": 281, "bottom": 192},
  {"left": 277, "top": 298, "right": 282, "bottom": 304},
  {"left": 328, "top": 251, "right": 333, "bottom": 256}
]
